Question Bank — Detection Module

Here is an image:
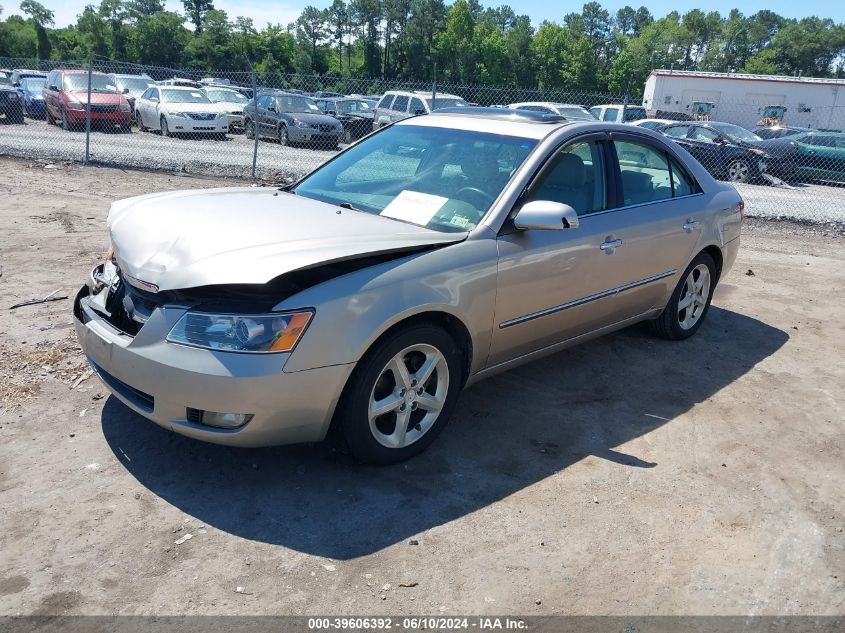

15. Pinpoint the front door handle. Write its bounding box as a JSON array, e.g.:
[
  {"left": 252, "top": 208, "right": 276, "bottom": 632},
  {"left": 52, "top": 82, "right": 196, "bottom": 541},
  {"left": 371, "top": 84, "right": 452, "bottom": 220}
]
[
  {"left": 600, "top": 238, "right": 624, "bottom": 251},
  {"left": 683, "top": 219, "right": 700, "bottom": 232}
]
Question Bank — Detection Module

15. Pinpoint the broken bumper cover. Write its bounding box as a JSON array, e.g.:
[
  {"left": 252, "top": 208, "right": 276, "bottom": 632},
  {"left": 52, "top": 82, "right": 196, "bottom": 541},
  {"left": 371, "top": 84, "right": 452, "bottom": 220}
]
[{"left": 72, "top": 283, "right": 353, "bottom": 447}]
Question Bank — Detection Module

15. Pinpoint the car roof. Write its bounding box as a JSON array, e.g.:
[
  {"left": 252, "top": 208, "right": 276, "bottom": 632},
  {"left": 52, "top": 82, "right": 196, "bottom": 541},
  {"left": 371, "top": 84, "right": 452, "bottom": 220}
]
[
  {"left": 397, "top": 109, "right": 572, "bottom": 139},
  {"left": 158, "top": 85, "right": 204, "bottom": 91},
  {"left": 110, "top": 73, "right": 152, "bottom": 78},
  {"left": 385, "top": 90, "right": 462, "bottom": 99},
  {"left": 510, "top": 102, "right": 586, "bottom": 108}
]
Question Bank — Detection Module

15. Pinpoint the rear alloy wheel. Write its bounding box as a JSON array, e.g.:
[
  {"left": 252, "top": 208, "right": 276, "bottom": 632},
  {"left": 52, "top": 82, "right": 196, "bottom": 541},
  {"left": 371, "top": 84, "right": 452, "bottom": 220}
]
[
  {"left": 339, "top": 324, "right": 462, "bottom": 464},
  {"left": 160, "top": 115, "right": 170, "bottom": 137},
  {"left": 278, "top": 125, "right": 288, "bottom": 146},
  {"left": 726, "top": 158, "right": 751, "bottom": 183},
  {"left": 245, "top": 120, "right": 255, "bottom": 139},
  {"left": 651, "top": 251, "right": 717, "bottom": 340}
]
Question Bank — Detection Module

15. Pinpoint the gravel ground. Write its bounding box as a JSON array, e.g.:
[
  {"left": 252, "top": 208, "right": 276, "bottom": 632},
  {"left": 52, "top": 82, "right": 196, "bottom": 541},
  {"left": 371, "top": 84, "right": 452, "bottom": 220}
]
[
  {"left": 0, "top": 158, "right": 844, "bottom": 617},
  {"left": 2, "top": 118, "right": 845, "bottom": 227}
]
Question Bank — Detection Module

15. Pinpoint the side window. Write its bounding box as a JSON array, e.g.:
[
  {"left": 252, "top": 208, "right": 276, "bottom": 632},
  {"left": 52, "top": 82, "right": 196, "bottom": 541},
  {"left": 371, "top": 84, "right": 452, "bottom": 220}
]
[
  {"left": 664, "top": 125, "right": 689, "bottom": 138},
  {"left": 669, "top": 158, "right": 698, "bottom": 197},
  {"left": 409, "top": 97, "right": 424, "bottom": 114},
  {"left": 526, "top": 141, "right": 607, "bottom": 216},
  {"left": 589, "top": 107, "right": 601, "bottom": 119},
  {"left": 257, "top": 95, "right": 272, "bottom": 109},
  {"left": 140, "top": 87, "right": 151, "bottom": 100},
  {"left": 602, "top": 107, "right": 619, "bottom": 121},
  {"left": 393, "top": 95, "right": 410, "bottom": 112},
  {"left": 377, "top": 94, "right": 394, "bottom": 109},
  {"left": 690, "top": 127, "right": 719, "bottom": 143},
  {"left": 150, "top": 88, "right": 159, "bottom": 100},
  {"left": 614, "top": 140, "right": 673, "bottom": 206}
]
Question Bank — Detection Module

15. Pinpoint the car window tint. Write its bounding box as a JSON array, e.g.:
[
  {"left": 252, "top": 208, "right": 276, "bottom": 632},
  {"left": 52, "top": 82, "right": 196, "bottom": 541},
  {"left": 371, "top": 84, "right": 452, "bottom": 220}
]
[
  {"left": 602, "top": 108, "right": 619, "bottom": 121},
  {"left": 526, "top": 141, "right": 606, "bottom": 216},
  {"left": 690, "top": 127, "right": 719, "bottom": 143},
  {"left": 614, "top": 140, "right": 673, "bottom": 206},
  {"left": 589, "top": 107, "right": 601, "bottom": 118},
  {"left": 670, "top": 159, "right": 697, "bottom": 197},
  {"left": 664, "top": 125, "right": 689, "bottom": 138},
  {"left": 377, "top": 94, "right": 393, "bottom": 109},
  {"left": 409, "top": 97, "right": 424, "bottom": 114},
  {"left": 393, "top": 95, "right": 409, "bottom": 112},
  {"left": 810, "top": 135, "right": 836, "bottom": 147}
]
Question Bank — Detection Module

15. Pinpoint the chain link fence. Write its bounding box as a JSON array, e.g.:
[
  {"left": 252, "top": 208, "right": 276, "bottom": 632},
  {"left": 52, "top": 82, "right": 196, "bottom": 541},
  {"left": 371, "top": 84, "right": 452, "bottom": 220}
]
[{"left": 1, "top": 56, "right": 844, "bottom": 228}]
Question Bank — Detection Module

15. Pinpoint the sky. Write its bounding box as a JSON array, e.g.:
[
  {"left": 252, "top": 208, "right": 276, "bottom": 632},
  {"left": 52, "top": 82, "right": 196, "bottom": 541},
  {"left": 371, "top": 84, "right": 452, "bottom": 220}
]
[{"left": 4, "top": 0, "right": 844, "bottom": 31}]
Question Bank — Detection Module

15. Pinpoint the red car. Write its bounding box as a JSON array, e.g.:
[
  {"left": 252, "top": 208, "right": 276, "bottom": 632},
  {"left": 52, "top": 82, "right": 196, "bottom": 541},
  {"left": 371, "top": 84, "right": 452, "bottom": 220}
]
[{"left": 43, "top": 69, "right": 132, "bottom": 131}]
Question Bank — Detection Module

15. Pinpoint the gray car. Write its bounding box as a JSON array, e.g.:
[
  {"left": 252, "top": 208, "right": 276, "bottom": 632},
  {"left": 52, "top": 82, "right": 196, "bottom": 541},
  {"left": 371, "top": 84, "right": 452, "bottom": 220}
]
[
  {"left": 73, "top": 108, "right": 743, "bottom": 464},
  {"left": 245, "top": 91, "right": 343, "bottom": 149}
]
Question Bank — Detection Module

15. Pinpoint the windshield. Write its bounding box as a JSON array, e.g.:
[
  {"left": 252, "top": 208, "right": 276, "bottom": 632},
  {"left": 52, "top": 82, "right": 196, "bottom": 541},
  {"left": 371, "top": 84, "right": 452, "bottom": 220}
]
[
  {"left": 558, "top": 107, "right": 595, "bottom": 120},
  {"left": 279, "top": 95, "right": 320, "bottom": 113},
  {"left": 206, "top": 89, "right": 248, "bottom": 104},
  {"left": 294, "top": 124, "right": 537, "bottom": 233},
  {"left": 714, "top": 123, "right": 762, "bottom": 143},
  {"left": 335, "top": 100, "right": 372, "bottom": 114},
  {"left": 161, "top": 89, "right": 212, "bottom": 104},
  {"left": 115, "top": 77, "right": 153, "bottom": 94},
  {"left": 63, "top": 74, "right": 116, "bottom": 93},
  {"left": 427, "top": 97, "right": 467, "bottom": 110},
  {"left": 623, "top": 106, "right": 647, "bottom": 121},
  {"left": 20, "top": 77, "right": 46, "bottom": 93}
]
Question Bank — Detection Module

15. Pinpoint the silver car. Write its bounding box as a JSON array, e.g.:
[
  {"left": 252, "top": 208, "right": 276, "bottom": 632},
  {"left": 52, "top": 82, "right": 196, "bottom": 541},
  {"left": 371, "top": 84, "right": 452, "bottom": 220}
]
[{"left": 73, "top": 108, "right": 743, "bottom": 464}]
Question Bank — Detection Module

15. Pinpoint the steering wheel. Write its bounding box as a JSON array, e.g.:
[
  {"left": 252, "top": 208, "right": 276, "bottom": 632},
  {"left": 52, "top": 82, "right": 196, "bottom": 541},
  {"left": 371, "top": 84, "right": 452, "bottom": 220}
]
[{"left": 455, "top": 186, "right": 495, "bottom": 210}]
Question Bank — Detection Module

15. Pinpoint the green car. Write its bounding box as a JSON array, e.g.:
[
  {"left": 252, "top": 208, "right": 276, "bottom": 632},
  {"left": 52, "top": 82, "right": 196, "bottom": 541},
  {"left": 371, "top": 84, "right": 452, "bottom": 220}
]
[{"left": 787, "top": 131, "right": 845, "bottom": 183}]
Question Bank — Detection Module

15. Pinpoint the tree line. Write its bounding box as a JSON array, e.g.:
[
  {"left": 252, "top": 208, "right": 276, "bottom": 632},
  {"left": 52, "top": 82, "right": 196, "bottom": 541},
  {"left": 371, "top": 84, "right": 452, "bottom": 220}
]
[{"left": 1, "top": 0, "right": 844, "bottom": 95}]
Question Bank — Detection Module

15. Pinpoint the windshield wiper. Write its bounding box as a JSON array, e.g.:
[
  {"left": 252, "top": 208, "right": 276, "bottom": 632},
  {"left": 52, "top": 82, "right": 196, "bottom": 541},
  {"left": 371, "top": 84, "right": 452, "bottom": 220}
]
[{"left": 338, "top": 202, "right": 361, "bottom": 212}]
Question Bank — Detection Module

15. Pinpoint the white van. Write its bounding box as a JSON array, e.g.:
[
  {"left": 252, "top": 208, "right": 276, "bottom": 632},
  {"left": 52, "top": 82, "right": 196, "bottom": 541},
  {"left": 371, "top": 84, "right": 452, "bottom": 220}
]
[
  {"left": 373, "top": 90, "right": 467, "bottom": 129},
  {"left": 589, "top": 103, "right": 648, "bottom": 123}
]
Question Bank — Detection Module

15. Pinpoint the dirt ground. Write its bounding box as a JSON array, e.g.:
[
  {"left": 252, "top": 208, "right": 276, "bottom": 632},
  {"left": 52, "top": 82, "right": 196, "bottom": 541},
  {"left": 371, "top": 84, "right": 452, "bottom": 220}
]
[{"left": 0, "top": 157, "right": 843, "bottom": 616}]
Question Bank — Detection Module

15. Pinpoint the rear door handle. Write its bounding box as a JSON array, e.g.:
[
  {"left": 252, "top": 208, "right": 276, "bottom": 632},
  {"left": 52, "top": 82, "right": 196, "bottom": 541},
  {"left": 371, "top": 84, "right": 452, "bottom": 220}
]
[
  {"left": 683, "top": 219, "right": 700, "bottom": 232},
  {"left": 600, "top": 238, "right": 624, "bottom": 251}
]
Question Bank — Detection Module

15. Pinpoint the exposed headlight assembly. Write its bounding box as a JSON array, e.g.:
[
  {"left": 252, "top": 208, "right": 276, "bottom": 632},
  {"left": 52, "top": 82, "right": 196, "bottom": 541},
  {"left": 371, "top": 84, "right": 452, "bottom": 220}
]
[
  {"left": 119, "top": 102, "right": 131, "bottom": 112},
  {"left": 167, "top": 311, "right": 313, "bottom": 353}
]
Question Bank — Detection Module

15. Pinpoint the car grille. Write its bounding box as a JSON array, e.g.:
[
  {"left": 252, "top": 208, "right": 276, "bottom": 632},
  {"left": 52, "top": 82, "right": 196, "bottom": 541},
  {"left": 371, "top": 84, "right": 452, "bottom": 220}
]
[
  {"left": 193, "top": 126, "right": 215, "bottom": 131},
  {"left": 313, "top": 123, "right": 335, "bottom": 132},
  {"left": 98, "top": 273, "right": 163, "bottom": 337},
  {"left": 89, "top": 358, "right": 154, "bottom": 413},
  {"left": 186, "top": 112, "right": 216, "bottom": 120},
  {"left": 90, "top": 104, "right": 118, "bottom": 113}
]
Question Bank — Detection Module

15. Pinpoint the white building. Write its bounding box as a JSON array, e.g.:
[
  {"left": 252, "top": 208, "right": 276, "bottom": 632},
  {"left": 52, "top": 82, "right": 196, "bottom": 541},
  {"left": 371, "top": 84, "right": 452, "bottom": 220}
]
[{"left": 642, "top": 69, "right": 845, "bottom": 131}]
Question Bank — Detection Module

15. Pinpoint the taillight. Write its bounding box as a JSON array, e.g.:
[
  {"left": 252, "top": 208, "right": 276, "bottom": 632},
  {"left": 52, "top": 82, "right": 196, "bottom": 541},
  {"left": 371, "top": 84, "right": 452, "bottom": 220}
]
[{"left": 738, "top": 200, "right": 745, "bottom": 220}]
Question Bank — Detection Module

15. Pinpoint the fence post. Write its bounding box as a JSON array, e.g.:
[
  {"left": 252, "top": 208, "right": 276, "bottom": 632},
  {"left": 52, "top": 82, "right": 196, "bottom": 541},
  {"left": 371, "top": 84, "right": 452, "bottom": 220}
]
[
  {"left": 431, "top": 60, "right": 438, "bottom": 111},
  {"left": 622, "top": 77, "right": 631, "bottom": 123},
  {"left": 246, "top": 60, "right": 259, "bottom": 180},
  {"left": 84, "top": 58, "right": 93, "bottom": 165}
]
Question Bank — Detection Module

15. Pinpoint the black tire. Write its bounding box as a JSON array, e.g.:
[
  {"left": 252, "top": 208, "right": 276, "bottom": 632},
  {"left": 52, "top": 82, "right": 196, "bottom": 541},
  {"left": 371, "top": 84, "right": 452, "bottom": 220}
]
[
  {"left": 46, "top": 107, "right": 55, "bottom": 125},
  {"left": 278, "top": 124, "right": 288, "bottom": 146},
  {"left": 337, "top": 323, "right": 463, "bottom": 465},
  {"left": 8, "top": 109, "right": 24, "bottom": 124},
  {"left": 136, "top": 111, "right": 146, "bottom": 132},
  {"left": 160, "top": 115, "right": 170, "bottom": 137},
  {"left": 60, "top": 107, "right": 72, "bottom": 131},
  {"left": 245, "top": 119, "right": 255, "bottom": 139},
  {"left": 651, "top": 251, "right": 717, "bottom": 340}
]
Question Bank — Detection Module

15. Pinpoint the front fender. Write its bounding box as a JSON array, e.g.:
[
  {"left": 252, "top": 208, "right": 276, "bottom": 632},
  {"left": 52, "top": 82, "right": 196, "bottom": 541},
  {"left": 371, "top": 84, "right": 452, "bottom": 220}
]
[{"left": 276, "top": 238, "right": 499, "bottom": 375}]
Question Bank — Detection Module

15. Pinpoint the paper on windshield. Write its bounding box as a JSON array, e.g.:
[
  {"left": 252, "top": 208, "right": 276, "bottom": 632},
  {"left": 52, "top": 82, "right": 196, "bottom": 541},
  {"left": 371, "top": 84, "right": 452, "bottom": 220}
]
[{"left": 381, "top": 190, "right": 448, "bottom": 225}]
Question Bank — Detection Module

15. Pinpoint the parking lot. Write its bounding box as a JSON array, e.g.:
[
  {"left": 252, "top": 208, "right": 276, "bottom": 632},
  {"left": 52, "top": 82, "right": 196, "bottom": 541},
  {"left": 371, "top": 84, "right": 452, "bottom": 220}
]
[
  {"left": 0, "top": 157, "right": 843, "bottom": 615},
  {"left": 2, "top": 118, "right": 845, "bottom": 228}
]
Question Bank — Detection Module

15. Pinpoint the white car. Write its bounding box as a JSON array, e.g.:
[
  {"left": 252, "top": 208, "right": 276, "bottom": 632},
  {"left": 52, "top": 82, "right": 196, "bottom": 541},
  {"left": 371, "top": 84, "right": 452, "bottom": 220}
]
[
  {"left": 135, "top": 86, "right": 230, "bottom": 138},
  {"left": 508, "top": 102, "right": 597, "bottom": 121},
  {"left": 631, "top": 118, "right": 680, "bottom": 131},
  {"left": 373, "top": 90, "right": 467, "bottom": 129},
  {"left": 589, "top": 103, "right": 649, "bottom": 123},
  {"left": 202, "top": 86, "right": 249, "bottom": 132}
]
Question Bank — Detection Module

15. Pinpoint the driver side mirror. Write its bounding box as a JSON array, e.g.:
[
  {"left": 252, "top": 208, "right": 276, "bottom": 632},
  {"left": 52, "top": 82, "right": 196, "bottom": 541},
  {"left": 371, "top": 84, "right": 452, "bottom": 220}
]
[
  {"left": 149, "top": 96, "right": 159, "bottom": 103},
  {"left": 328, "top": 110, "right": 337, "bottom": 116},
  {"left": 513, "top": 200, "right": 579, "bottom": 231},
  {"left": 268, "top": 105, "right": 276, "bottom": 112},
  {"left": 122, "top": 87, "right": 130, "bottom": 94},
  {"left": 414, "top": 108, "right": 425, "bottom": 115},
  {"left": 48, "top": 84, "right": 58, "bottom": 91}
]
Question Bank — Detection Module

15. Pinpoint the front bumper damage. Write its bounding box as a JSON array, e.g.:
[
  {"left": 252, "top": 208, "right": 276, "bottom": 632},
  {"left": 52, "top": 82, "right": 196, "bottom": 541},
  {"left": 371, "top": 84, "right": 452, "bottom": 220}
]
[{"left": 73, "top": 264, "right": 352, "bottom": 447}]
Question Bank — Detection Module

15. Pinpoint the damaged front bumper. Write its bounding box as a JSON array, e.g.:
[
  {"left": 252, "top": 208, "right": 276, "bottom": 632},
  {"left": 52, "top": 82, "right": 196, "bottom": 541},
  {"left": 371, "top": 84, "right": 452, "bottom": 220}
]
[{"left": 73, "top": 265, "right": 353, "bottom": 447}]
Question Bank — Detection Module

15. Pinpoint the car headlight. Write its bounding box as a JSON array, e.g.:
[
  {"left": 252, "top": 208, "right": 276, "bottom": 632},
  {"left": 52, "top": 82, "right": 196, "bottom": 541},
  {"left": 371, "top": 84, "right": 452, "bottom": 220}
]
[
  {"left": 119, "top": 102, "right": 130, "bottom": 112},
  {"left": 749, "top": 148, "right": 766, "bottom": 156},
  {"left": 66, "top": 99, "right": 84, "bottom": 110},
  {"left": 167, "top": 311, "right": 313, "bottom": 353},
  {"left": 8, "top": 93, "right": 19, "bottom": 100},
  {"left": 291, "top": 117, "right": 309, "bottom": 128},
  {"left": 169, "top": 111, "right": 187, "bottom": 118}
]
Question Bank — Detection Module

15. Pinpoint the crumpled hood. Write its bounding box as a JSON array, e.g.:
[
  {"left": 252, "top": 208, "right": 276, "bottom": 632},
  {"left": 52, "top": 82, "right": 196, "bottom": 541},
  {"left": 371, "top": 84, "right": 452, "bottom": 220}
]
[{"left": 107, "top": 187, "right": 465, "bottom": 292}]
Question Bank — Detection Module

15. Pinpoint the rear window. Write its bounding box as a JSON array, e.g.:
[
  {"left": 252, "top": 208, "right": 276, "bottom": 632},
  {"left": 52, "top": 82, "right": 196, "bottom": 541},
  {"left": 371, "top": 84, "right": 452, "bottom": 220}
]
[
  {"left": 426, "top": 97, "right": 467, "bottom": 110},
  {"left": 624, "top": 106, "right": 647, "bottom": 121}
]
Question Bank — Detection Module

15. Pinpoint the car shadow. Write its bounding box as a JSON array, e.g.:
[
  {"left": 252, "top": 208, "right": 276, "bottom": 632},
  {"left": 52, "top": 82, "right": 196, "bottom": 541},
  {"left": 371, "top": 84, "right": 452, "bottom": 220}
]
[{"left": 101, "top": 306, "right": 788, "bottom": 559}]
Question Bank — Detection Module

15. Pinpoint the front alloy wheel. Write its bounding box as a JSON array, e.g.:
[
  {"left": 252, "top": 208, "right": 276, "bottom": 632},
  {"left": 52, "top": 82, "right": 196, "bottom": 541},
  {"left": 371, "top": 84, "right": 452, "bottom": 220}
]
[
  {"left": 278, "top": 125, "right": 288, "bottom": 146},
  {"left": 726, "top": 158, "right": 751, "bottom": 183},
  {"left": 339, "top": 324, "right": 462, "bottom": 464},
  {"left": 160, "top": 115, "right": 170, "bottom": 137}
]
